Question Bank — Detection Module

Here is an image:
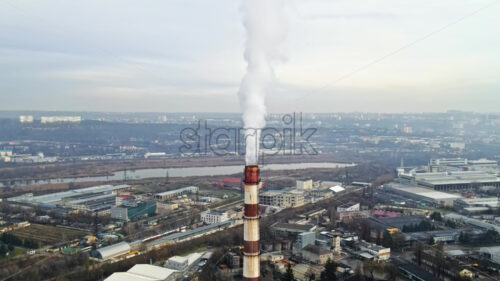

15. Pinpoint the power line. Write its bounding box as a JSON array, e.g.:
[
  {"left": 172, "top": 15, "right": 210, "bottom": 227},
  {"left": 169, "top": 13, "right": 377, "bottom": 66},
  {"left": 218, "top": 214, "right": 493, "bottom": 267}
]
[{"left": 293, "top": 0, "right": 500, "bottom": 106}]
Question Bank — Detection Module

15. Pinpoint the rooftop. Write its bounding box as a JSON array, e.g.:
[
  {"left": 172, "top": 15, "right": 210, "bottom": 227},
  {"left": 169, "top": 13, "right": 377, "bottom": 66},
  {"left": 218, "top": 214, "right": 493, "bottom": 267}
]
[
  {"left": 272, "top": 223, "right": 316, "bottom": 232},
  {"left": 303, "top": 244, "right": 331, "bottom": 255}
]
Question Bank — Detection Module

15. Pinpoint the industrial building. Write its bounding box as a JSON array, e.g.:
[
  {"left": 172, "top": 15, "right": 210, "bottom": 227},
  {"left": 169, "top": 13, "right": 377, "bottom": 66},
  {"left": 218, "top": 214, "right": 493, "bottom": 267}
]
[
  {"left": 7, "top": 184, "right": 129, "bottom": 212},
  {"left": 454, "top": 197, "right": 499, "bottom": 210},
  {"left": 479, "top": 246, "right": 500, "bottom": 265},
  {"left": 296, "top": 179, "right": 313, "bottom": 191},
  {"left": 301, "top": 245, "right": 333, "bottom": 265},
  {"left": 110, "top": 202, "right": 156, "bottom": 221},
  {"left": 166, "top": 252, "right": 203, "bottom": 271},
  {"left": 154, "top": 186, "right": 199, "bottom": 200},
  {"left": 271, "top": 223, "right": 316, "bottom": 235},
  {"left": 259, "top": 189, "right": 305, "bottom": 208},
  {"left": 200, "top": 210, "right": 229, "bottom": 224},
  {"left": 104, "top": 264, "right": 179, "bottom": 281},
  {"left": 145, "top": 220, "right": 232, "bottom": 248},
  {"left": 95, "top": 241, "right": 130, "bottom": 260},
  {"left": 444, "top": 213, "right": 500, "bottom": 233},
  {"left": 293, "top": 232, "right": 316, "bottom": 252},
  {"left": 358, "top": 241, "right": 390, "bottom": 261},
  {"left": 384, "top": 183, "right": 462, "bottom": 207},
  {"left": 399, "top": 170, "right": 500, "bottom": 191},
  {"left": 429, "top": 158, "right": 498, "bottom": 171},
  {"left": 369, "top": 215, "right": 426, "bottom": 232}
]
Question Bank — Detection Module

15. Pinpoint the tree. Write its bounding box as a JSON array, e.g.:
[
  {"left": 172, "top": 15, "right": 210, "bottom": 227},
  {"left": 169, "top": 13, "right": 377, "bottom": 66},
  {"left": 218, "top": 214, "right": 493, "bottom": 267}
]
[
  {"left": 0, "top": 243, "right": 7, "bottom": 257},
  {"left": 363, "top": 260, "right": 379, "bottom": 281},
  {"left": 383, "top": 264, "right": 399, "bottom": 281},
  {"left": 430, "top": 212, "right": 442, "bottom": 221},
  {"left": 432, "top": 243, "right": 445, "bottom": 278},
  {"left": 382, "top": 231, "right": 392, "bottom": 248},
  {"left": 414, "top": 241, "right": 424, "bottom": 266},
  {"left": 319, "top": 259, "right": 337, "bottom": 281},
  {"left": 391, "top": 232, "right": 405, "bottom": 252},
  {"left": 281, "top": 263, "right": 296, "bottom": 281}
]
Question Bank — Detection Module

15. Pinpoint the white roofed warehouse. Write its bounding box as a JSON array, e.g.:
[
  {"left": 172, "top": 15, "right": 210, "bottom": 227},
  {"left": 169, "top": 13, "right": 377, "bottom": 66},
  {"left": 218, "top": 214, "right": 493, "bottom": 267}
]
[
  {"left": 95, "top": 242, "right": 130, "bottom": 260},
  {"left": 104, "top": 264, "right": 180, "bottom": 281}
]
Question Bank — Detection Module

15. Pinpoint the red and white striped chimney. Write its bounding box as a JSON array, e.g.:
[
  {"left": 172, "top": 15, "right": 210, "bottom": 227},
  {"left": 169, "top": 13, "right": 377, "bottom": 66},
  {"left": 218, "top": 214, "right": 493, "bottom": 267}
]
[{"left": 243, "top": 165, "right": 260, "bottom": 281}]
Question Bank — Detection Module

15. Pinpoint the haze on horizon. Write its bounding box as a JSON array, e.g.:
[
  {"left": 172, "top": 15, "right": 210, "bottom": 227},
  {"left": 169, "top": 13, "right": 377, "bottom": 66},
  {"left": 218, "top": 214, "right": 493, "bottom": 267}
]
[{"left": 1, "top": 0, "right": 499, "bottom": 113}]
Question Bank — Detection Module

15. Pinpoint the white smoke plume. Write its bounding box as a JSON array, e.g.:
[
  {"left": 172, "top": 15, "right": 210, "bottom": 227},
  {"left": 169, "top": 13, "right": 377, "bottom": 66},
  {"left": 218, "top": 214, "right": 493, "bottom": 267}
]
[{"left": 239, "top": 0, "right": 288, "bottom": 165}]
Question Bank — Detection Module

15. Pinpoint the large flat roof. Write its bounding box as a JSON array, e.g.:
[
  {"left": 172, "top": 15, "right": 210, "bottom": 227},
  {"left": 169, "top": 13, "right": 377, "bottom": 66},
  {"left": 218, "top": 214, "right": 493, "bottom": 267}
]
[{"left": 388, "top": 184, "right": 462, "bottom": 200}]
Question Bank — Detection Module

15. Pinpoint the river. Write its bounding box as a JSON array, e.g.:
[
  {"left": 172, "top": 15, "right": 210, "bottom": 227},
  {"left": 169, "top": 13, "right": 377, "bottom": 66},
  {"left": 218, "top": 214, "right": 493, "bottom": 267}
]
[{"left": 0, "top": 162, "right": 355, "bottom": 188}]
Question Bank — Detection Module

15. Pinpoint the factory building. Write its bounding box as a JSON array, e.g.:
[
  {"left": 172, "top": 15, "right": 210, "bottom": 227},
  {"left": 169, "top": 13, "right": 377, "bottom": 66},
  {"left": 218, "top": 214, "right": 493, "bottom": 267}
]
[
  {"left": 7, "top": 184, "right": 129, "bottom": 212},
  {"left": 444, "top": 213, "right": 500, "bottom": 233},
  {"left": 111, "top": 202, "right": 156, "bottom": 221},
  {"left": 154, "top": 186, "right": 199, "bottom": 200},
  {"left": 271, "top": 223, "right": 316, "bottom": 235},
  {"left": 454, "top": 197, "right": 499, "bottom": 210},
  {"left": 358, "top": 241, "right": 391, "bottom": 261},
  {"left": 400, "top": 170, "right": 500, "bottom": 191},
  {"left": 166, "top": 252, "right": 203, "bottom": 271},
  {"left": 95, "top": 242, "right": 130, "bottom": 260},
  {"left": 479, "top": 246, "right": 500, "bottom": 265},
  {"left": 293, "top": 232, "right": 316, "bottom": 252},
  {"left": 301, "top": 245, "right": 333, "bottom": 265},
  {"left": 296, "top": 179, "right": 313, "bottom": 191},
  {"left": 384, "top": 183, "right": 462, "bottom": 207},
  {"left": 200, "top": 210, "right": 229, "bottom": 224},
  {"left": 104, "top": 264, "right": 180, "bottom": 281},
  {"left": 259, "top": 189, "right": 305, "bottom": 208}
]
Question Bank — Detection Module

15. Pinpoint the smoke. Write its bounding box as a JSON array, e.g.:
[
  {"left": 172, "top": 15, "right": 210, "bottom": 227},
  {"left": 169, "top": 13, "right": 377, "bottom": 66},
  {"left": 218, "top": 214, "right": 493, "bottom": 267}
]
[{"left": 239, "top": 0, "right": 288, "bottom": 165}]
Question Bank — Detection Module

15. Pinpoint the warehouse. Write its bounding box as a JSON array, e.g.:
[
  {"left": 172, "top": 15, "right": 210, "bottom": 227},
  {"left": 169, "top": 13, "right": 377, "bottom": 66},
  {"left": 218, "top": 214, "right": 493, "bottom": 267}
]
[
  {"left": 154, "top": 186, "right": 199, "bottom": 200},
  {"left": 479, "top": 246, "right": 500, "bottom": 265},
  {"left": 104, "top": 264, "right": 180, "bottom": 281},
  {"left": 111, "top": 202, "right": 157, "bottom": 221},
  {"left": 8, "top": 184, "right": 129, "bottom": 207},
  {"left": 95, "top": 241, "right": 130, "bottom": 260},
  {"left": 402, "top": 171, "right": 500, "bottom": 191},
  {"left": 384, "top": 183, "right": 462, "bottom": 207}
]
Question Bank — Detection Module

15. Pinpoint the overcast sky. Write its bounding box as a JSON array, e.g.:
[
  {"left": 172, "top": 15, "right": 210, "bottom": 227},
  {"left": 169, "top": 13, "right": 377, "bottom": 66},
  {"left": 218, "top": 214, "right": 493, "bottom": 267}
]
[{"left": 1, "top": 0, "right": 499, "bottom": 113}]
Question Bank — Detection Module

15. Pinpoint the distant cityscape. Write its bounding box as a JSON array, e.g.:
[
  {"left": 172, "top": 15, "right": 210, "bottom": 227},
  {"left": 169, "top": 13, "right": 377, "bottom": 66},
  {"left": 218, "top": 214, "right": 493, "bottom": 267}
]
[{"left": 0, "top": 111, "right": 499, "bottom": 281}]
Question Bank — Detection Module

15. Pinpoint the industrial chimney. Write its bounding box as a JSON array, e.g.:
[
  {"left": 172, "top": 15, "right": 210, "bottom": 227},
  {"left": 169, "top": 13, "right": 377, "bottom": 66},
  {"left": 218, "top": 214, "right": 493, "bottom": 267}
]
[{"left": 243, "top": 165, "right": 260, "bottom": 281}]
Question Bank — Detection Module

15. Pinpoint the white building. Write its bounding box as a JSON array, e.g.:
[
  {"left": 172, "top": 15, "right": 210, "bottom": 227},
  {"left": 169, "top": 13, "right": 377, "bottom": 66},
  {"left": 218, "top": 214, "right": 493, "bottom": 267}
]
[
  {"left": 479, "top": 246, "right": 500, "bottom": 265},
  {"left": 359, "top": 242, "right": 390, "bottom": 261},
  {"left": 41, "top": 116, "right": 81, "bottom": 123},
  {"left": 337, "top": 202, "right": 360, "bottom": 213},
  {"left": 259, "top": 189, "right": 305, "bottom": 208},
  {"left": 0, "top": 150, "right": 12, "bottom": 163},
  {"left": 166, "top": 252, "right": 203, "bottom": 271},
  {"left": 296, "top": 179, "right": 313, "bottom": 191},
  {"left": 96, "top": 242, "right": 130, "bottom": 260},
  {"left": 19, "top": 115, "right": 34, "bottom": 123},
  {"left": 104, "top": 264, "right": 179, "bottom": 281},
  {"left": 155, "top": 186, "right": 199, "bottom": 200},
  {"left": 201, "top": 210, "right": 229, "bottom": 224}
]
